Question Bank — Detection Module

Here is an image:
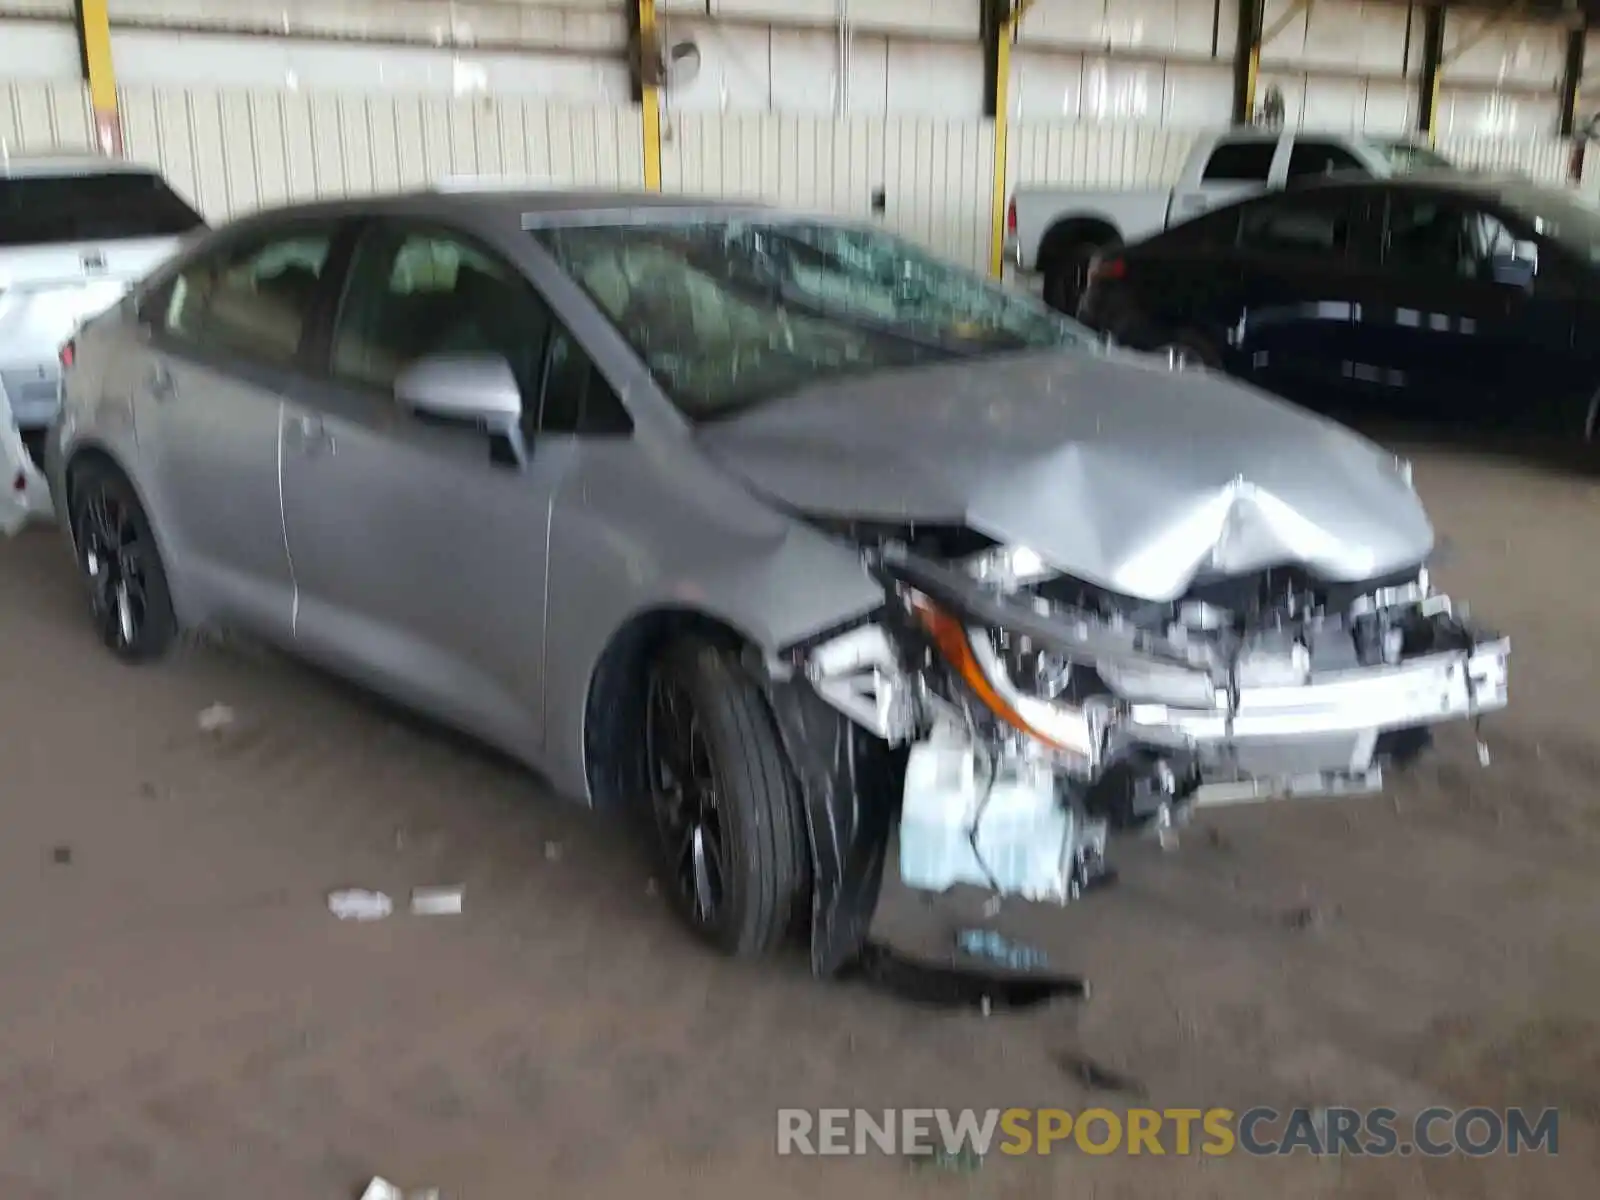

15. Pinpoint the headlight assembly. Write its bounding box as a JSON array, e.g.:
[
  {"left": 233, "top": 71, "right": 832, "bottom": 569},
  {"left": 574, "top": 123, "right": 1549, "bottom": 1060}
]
[{"left": 907, "top": 591, "right": 1104, "bottom": 762}]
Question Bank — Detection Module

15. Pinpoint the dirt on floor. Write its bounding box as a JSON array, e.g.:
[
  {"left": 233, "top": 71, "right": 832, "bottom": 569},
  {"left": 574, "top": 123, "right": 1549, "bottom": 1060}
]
[{"left": 3, "top": 444, "right": 1600, "bottom": 1199}]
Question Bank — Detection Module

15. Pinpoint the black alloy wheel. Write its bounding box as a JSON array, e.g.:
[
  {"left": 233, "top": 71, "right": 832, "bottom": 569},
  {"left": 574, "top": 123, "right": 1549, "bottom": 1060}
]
[
  {"left": 70, "top": 465, "right": 176, "bottom": 662},
  {"left": 647, "top": 671, "right": 727, "bottom": 926},
  {"left": 642, "top": 637, "right": 805, "bottom": 957}
]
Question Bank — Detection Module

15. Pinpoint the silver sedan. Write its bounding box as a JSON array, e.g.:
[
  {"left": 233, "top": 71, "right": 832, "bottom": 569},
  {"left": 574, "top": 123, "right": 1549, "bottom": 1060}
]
[{"left": 46, "top": 189, "right": 1509, "bottom": 974}]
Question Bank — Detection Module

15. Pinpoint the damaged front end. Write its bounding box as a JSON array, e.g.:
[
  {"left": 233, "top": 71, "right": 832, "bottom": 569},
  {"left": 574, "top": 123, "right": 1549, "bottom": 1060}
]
[{"left": 777, "top": 529, "right": 1509, "bottom": 975}]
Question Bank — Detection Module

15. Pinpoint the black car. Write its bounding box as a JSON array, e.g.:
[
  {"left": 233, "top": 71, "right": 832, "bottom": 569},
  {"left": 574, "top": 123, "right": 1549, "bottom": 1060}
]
[{"left": 1076, "top": 173, "right": 1600, "bottom": 441}]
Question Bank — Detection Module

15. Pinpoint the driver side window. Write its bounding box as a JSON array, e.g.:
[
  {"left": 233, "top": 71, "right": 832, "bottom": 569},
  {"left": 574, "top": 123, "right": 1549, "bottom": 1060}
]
[{"left": 331, "top": 226, "right": 553, "bottom": 408}]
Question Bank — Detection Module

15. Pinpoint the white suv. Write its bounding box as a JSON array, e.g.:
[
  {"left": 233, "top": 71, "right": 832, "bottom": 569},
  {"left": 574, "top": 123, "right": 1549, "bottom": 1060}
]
[{"left": 1, "top": 153, "right": 203, "bottom": 471}]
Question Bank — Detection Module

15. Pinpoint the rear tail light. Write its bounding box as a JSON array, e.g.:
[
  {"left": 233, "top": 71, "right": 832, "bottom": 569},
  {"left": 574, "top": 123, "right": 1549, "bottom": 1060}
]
[
  {"left": 1088, "top": 255, "right": 1127, "bottom": 283},
  {"left": 59, "top": 339, "right": 76, "bottom": 369},
  {"left": 1006, "top": 198, "right": 1017, "bottom": 235}
]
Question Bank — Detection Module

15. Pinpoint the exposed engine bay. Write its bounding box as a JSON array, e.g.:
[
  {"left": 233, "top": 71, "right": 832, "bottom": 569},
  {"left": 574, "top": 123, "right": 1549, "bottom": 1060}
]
[{"left": 791, "top": 522, "right": 1510, "bottom": 918}]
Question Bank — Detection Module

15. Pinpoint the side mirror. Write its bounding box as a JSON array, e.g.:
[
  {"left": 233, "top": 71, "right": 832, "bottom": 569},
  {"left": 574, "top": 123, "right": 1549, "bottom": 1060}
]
[
  {"left": 1487, "top": 239, "right": 1538, "bottom": 288},
  {"left": 394, "top": 353, "right": 527, "bottom": 466}
]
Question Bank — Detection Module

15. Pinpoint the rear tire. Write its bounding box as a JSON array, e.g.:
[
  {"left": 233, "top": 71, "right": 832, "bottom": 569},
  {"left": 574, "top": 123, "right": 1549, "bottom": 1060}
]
[
  {"left": 643, "top": 636, "right": 806, "bottom": 958},
  {"left": 1041, "top": 235, "right": 1119, "bottom": 315},
  {"left": 68, "top": 461, "right": 177, "bottom": 663}
]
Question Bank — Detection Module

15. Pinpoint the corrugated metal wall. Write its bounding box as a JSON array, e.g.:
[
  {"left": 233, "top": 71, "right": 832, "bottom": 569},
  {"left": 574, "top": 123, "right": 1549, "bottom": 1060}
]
[
  {"left": 1007, "top": 121, "right": 1196, "bottom": 191},
  {"left": 1433, "top": 131, "right": 1574, "bottom": 187},
  {"left": 116, "top": 87, "right": 645, "bottom": 217},
  {"left": 6, "top": 78, "right": 1599, "bottom": 272}
]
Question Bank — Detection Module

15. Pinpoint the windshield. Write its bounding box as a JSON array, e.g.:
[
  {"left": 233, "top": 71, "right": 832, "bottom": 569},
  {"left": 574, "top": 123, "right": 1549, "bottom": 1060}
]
[
  {"left": 1500, "top": 185, "right": 1600, "bottom": 263},
  {"left": 530, "top": 218, "right": 1094, "bottom": 419},
  {"left": 0, "top": 170, "right": 203, "bottom": 247},
  {"left": 1372, "top": 140, "right": 1453, "bottom": 173}
]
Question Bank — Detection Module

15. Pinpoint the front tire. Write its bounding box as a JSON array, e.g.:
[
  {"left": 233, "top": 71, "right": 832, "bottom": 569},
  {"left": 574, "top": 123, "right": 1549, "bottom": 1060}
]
[
  {"left": 69, "top": 462, "right": 177, "bottom": 663},
  {"left": 644, "top": 636, "right": 806, "bottom": 958}
]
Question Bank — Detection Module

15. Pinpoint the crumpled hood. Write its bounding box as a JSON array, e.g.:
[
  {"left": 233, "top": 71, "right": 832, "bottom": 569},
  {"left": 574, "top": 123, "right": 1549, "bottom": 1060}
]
[{"left": 696, "top": 348, "right": 1432, "bottom": 602}]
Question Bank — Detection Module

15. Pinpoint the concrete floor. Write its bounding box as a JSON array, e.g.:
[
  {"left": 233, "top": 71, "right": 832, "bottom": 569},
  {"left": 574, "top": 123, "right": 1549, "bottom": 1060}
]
[{"left": 2, "top": 444, "right": 1598, "bottom": 1199}]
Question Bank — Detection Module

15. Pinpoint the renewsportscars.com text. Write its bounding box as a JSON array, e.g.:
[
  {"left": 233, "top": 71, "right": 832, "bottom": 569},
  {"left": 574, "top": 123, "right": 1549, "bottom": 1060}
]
[{"left": 776, "top": 1106, "right": 1560, "bottom": 1158}]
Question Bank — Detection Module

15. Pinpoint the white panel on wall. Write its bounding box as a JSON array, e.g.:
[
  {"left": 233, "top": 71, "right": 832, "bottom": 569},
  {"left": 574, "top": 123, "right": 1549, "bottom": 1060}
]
[
  {"left": 115, "top": 84, "right": 643, "bottom": 220},
  {"left": 658, "top": 111, "right": 993, "bottom": 270},
  {"left": 1262, "top": 1, "right": 1410, "bottom": 75},
  {"left": 662, "top": 0, "right": 976, "bottom": 38},
  {"left": 107, "top": 0, "right": 627, "bottom": 53},
  {"left": 110, "top": 28, "right": 629, "bottom": 104},
  {"left": 659, "top": 20, "right": 780, "bottom": 112},
  {"left": 766, "top": 29, "right": 848, "bottom": 113},
  {"left": 1441, "top": 21, "right": 1564, "bottom": 88},
  {"left": 884, "top": 41, "right": 984, "bottom": 118},
  {"left": 659, "top": 19, "right": 979, "bottom": 117},
  {"left": 1011, "top": 48, "right": 1230, "bottom": 126},
  {"left": 0, "top": 79, "right": 94, "bottom": 154},
  {"left": 1257, "top": 72, "right": 1415, "bottom": 132},
  {"left": 0, "top": 17, "right": 82, "bottom": 81},
  {"left": 1021, "top": 0, "right": 1221, "bottom": 57},
  {"left": 1364, "top": 79, "right": 1415, "bottom": 133}
]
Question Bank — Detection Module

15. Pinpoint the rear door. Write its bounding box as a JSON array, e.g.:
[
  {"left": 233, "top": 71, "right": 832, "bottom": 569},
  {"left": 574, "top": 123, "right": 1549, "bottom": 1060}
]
[
  {"left": 134, "top": 220, "right": 342, "bottom": 637},
  {"left": 0, "top": 169, "right": 203, "bottom": 428},
  {"left": 1229, "top": 187, "right": 1385, "bottom": 411}
]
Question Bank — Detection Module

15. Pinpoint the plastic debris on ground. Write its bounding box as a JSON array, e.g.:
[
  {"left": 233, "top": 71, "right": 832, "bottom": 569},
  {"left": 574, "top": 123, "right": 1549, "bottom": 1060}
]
[
  {"left": 409, "top": 885, "right": 464, "bottom": 915},
  {"left": 909, "top": 1146, "right": 984, "bottom": 1173},
  {"left": 358, "top": 1178, "right": 440, "bottom": 1200},
  {"left": 544, "top": 840, "right": 563, "bottom": 862},
  {"left": 955, "top": 928, "right": 1051, "bottom": 972},
  {"left": 841, "top": 942, "right": 1086, "bottom": 1011},
  {"left": 328, "top": 889, "right": 394, "bottom": 921},
  {"left": 196, "top": 703, "right": 236, "bottom": 733}
]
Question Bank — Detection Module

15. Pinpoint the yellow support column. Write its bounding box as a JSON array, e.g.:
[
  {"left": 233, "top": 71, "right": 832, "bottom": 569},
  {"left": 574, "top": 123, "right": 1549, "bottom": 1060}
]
[
  {"left": 637, "top": 0, "right": 663, "bottom": 191},
  {"left": 74, "top": 0, "right": 122, "bottom": 156},
  {"left": 985, "top": 1, "right": 1015, "bottom": 279},
  {"left": 1417, "top": 5, "right": 1445, "bottom": 146}
]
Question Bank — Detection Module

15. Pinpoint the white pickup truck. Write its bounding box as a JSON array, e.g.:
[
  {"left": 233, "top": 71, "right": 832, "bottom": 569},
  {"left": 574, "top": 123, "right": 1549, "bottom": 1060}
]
[{"left": 1007, "top": 127, "right": 1453, "bottom": 311}]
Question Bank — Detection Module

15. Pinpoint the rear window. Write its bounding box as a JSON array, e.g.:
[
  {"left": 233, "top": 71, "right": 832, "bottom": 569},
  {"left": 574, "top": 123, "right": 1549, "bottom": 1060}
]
[
  {"left": 0, "top": 170, "right": 204, "bottom": 248},
  {"left": 1201, "top": 141, "right": 1278, "bottom": 183}
]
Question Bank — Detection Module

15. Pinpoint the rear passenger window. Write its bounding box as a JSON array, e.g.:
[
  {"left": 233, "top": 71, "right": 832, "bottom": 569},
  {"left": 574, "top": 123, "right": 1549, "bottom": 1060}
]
[
  {"left": 1287, "top": 142, "right": 1366, "bottom": 180},
  {"left": 1200, "top": 141, "right": 1278, "bottom": 183},
  {"left": 164, "top": 227, "right": 333, "bottom": 365},
  {"left": 1239, "top": 197, "right": 1353, "bottom": 258}
]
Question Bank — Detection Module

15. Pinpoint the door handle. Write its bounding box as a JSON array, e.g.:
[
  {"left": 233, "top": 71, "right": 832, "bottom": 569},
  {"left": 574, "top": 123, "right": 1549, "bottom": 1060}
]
[
  {"left": 146, "top": 362, "right": 176, "bottom": 400},
  {"left": 285, "top": 413, "right": 335, "bottom": 457}
]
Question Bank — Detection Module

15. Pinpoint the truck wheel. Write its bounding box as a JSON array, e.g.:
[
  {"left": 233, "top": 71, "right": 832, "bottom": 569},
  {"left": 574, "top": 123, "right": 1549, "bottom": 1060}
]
[
  {"left": 1041, "top": 238, "right": 1115, "bottom": 315},
  {"left": 643, "top": 635, "right": 806, "bottom": 958}
]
